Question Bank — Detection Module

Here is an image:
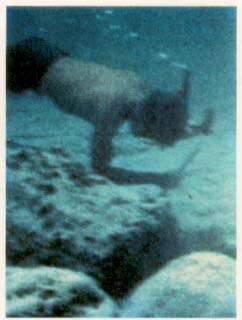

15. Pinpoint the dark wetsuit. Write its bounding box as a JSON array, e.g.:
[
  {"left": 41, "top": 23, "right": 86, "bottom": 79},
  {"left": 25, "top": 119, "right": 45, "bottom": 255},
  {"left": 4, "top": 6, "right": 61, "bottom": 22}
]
[{"left": 7, "top": 37, "right": 68, "bottom": 92}]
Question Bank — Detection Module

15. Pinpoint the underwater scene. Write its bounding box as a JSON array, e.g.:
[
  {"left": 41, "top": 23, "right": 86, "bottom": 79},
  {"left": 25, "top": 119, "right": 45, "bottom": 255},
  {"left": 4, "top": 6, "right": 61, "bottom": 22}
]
[{"left": 6, "top": 6, "right": 236, "bottom": 317}]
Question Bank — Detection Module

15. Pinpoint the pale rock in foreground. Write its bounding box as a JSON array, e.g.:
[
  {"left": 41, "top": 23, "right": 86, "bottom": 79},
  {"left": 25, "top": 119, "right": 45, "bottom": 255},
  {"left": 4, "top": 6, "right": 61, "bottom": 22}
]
[
  {"left": 7, "top": 266, "right": 116, "bottom": 317},
  {"left": 7, "top": 142, "right": 177, "bottom": 297},
  {"left": 121, "top": 251, "right": 236, "bottom": 318}
]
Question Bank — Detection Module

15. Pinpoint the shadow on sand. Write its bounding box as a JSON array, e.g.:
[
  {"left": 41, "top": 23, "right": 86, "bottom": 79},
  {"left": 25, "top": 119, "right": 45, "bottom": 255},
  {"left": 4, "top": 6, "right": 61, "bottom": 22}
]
[{"left": 104, "top": 147, "right": 200, "bottom": 190}]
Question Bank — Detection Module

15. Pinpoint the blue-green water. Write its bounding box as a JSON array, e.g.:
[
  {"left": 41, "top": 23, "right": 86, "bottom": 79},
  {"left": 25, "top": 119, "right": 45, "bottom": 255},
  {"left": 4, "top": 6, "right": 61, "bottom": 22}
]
[
  {"left": 6, "top": 7, "right": 236, "bottom": 318},
  {"left": 7, "top": 7, "right": 236, "bottom": 109}
]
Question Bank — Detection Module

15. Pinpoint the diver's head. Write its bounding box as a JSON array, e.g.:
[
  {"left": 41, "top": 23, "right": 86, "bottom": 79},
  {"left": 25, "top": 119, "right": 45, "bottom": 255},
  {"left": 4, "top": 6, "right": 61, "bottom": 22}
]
[
  {"left": 132, "top": 89, "right": 189, "bottom": 145},
  {"left": 7, "top": 37, "right": 68, "bottom": 92}
]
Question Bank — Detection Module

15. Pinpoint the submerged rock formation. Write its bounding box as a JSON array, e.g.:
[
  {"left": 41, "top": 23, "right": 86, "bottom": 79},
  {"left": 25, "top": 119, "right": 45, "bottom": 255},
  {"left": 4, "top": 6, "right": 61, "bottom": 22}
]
[
  {"left": 7, "top": 266, "right": 116, "bottom": 317},
  {"left": 6, "top": 142, "right": 179, "bottom": 298},
  {"left": 121, "top": 251, "right": 236, "bottom": 318}
]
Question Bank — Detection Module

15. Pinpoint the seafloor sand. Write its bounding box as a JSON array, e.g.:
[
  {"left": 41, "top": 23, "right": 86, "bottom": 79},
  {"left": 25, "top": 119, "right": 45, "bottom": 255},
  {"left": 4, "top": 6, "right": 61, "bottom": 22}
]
[{"left": 6, "top": 7, "right": 236, "bottom": 317}]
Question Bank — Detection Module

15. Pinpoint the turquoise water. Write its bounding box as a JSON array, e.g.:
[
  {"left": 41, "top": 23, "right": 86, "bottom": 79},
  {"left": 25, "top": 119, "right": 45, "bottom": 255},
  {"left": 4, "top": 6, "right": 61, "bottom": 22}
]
[
  {"left": 7, "top": 7, "right": 236, "bottom": 118},
  {"left": 6, "top": 7, "right": 236, "bottom": 317}
]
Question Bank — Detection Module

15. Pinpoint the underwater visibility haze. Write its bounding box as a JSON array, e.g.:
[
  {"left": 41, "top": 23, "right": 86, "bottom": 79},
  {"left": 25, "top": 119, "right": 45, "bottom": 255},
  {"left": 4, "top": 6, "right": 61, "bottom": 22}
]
[{"left": 6, "top": 7, "right": 236, "bottom": 318}]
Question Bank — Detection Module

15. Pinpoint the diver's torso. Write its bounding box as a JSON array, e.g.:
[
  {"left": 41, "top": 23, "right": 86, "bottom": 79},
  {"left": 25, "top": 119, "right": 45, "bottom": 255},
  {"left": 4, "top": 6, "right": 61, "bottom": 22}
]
[{"left": 40, "top": 57, "right": 151, "bottom": 124}]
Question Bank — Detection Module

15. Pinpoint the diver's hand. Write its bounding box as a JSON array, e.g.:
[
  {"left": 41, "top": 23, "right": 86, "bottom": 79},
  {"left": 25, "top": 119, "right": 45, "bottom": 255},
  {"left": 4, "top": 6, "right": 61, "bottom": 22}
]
[{"left": 188, "top": 108, "right": 215, "bottom": 135}]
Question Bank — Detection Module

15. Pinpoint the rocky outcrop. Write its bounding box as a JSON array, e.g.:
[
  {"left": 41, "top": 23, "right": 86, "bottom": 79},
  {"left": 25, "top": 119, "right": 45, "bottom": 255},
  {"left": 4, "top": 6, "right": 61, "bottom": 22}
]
[
  {"left": 7, "top": 142, "right": 179, "bottom": 297},
  {"left": 121, "top": 251, "right": 236, "bottom": 318},
  {"left": 6, "top": 266, "right": 116, "bottom": 317}
]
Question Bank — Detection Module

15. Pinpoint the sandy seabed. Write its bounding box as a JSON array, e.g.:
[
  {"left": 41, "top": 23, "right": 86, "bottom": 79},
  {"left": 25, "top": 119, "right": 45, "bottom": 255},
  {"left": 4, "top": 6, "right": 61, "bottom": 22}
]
[{"left": 6, "top": 7, "right": 236, "bottom": 317}]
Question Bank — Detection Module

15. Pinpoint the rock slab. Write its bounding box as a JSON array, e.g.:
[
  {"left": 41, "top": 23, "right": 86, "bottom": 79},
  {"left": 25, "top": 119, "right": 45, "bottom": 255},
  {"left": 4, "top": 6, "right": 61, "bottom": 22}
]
[
  {"left": 6, "top": 141, "right": 178, "bottom": 297},
  {"left": 121, "top": 251, "right": 236, "bottom": 318},
  {"left": 6, "top": 266, "right": 116, "bottom": 317}
]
